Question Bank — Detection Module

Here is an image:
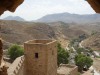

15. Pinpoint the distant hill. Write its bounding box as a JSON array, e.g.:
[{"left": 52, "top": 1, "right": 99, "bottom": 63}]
[
  {"left": 82, "top": 33, "right": 100, "bottom": 51},
  {"left": 0, "top": 20, "right": 87, "bottom": 48},
  {"left": 0, "top": 20, "right": 100, "bottom": 49},
  {"left": 35, "top": 13, "right": 100, "bottom": 23},
  {"left": 3, "top": 16, "right": 25, "bottom": 21}
]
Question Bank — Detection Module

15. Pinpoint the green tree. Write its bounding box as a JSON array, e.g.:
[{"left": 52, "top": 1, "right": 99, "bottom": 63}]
[
  {"left": 76, "top": 48, "right": 84, "bottom": 54},
  {"left": 75, "top": 54, "right": 93, "bottom": 72},
  {"left": 57, "top": 43, "right": 69, "bottom": 66},
  {"left": 8, "top": 44, "right": 24, "bottom": 61}
]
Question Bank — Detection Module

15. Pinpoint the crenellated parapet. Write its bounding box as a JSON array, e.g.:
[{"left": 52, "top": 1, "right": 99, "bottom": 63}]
[{"left": 7, "top": 56, "right": 24, "bottom": 75}]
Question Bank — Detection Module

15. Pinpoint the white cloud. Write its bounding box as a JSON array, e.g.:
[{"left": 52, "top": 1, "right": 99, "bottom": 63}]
[{"left": 0, "top": 0, "right": 95, "bottom": 21}]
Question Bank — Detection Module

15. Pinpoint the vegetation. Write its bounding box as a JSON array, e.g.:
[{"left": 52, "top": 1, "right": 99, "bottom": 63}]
[
  {"left": 91, "top": 31, "right": 97, "bottom": 35},
  {"left": 8, "top": 44, "right": 24, "bottom": 61},
  {"left": 76, "top": 48, "right": 84, "bottom": 54},
  {"left": 57, "top": 43, "right": 69, "bottom": 66},
  {"left": 75, "top": 54, "right": 93, "bottom": 72},
  {"left": 78, "top": 34, "right": 87, "bottom": 41},
  {"left": 97, "top": 56, "right": 100, "bottom": 58},
  {"left": 70, "top": 39, "right": 78, "bottom": 46},
  {"left": 70, "top": 34, "right": 87, "bottom": 47},
  {"left": 86, "top": 47, "right": 93, "bottom": 52}
]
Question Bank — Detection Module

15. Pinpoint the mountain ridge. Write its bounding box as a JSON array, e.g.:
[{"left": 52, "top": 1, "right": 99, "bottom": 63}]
[
  {"left": 35, "top": 13, "right": 100, "bottom": 23},
  {"left": 1, "top": 13, "right": 100, "bottom": 23},
  {"left": 1, "top": 20, "right": 100, "bottom": 49},
  {"left": 3, "top": 16, "right": 25, "bottom": 21}
]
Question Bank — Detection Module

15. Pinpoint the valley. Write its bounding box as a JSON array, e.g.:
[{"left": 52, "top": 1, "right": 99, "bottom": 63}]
[{"left": 0, "top": 20, "right": 100, "bottom": 51}]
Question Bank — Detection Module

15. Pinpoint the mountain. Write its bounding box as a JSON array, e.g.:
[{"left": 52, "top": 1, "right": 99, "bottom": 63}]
[
  {"left": 0, "top": 20, "right": 100, "bottom": 49},
  {"left": 82, "top": 33, "right": 100, "bottom": 51},
  {"left": 0, "top": 20, "right": 87, "bottom": 48},
  {"left": 0, "top": 20, "right": 56, "bottom": 45},
  {"left": 35, "top": 13, "right": 100, "bottom": 23},
  {"left": 3, "top": 16, "right": 25, "bottom": 21}
]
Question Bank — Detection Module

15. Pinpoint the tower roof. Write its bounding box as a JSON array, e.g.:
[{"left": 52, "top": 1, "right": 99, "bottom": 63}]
[{"left": 24, "top": 39, "right": 56, "bottom": 45}]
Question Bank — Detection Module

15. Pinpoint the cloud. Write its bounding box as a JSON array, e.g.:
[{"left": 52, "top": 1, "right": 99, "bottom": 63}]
[{"left": 0, "top": 0, "right": 95, "bottom": 21}]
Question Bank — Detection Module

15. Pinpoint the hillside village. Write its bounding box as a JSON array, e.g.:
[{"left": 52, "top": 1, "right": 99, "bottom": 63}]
[{"left": 0, "top": 0, "right": 100, "bottom": 75}]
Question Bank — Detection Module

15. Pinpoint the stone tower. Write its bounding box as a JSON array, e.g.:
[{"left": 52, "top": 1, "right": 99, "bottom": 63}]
[{"left": 24, "top": 39, "right": 57, "bottom": 75}]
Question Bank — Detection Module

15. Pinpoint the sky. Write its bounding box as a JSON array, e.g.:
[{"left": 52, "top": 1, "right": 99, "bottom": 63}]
[{"left": 0, "top": 0, "right": 95, "bottom": 21}]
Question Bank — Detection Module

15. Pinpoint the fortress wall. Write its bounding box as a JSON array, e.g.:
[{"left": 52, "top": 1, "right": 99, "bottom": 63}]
[
  {"left": 57, "top": 64, "right": 78, "bottom": 75},
  {"left": 7, "top": 56, "right": 24, "bottom": 75},
  {"left": 70, "top": 66, "right": 78, "bottom": 75}
]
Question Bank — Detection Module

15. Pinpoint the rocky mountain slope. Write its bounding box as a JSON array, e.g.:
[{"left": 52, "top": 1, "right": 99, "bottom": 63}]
[
  {"left": 0, "top": 20, "right": 100, "bottom": 49},
  {"left": 0, "top": 20, "right": 55, "bottom": 44},
  {"left": 0, "top": 20, "right": 86, "bottom": 48},
  {"left": 82, "top": 33, "right": 100, "bottom": 51},
  {"left": 2, "top": 16, "right": 25, "bottom": 21},
  {"left": 35, "top": 13, "right": 100, "bottom": 23}
]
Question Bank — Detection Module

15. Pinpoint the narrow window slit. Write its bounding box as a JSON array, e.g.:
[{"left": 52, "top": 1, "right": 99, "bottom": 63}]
[{"left": 35, "top": 53, "right": 38, "bottom": 58}]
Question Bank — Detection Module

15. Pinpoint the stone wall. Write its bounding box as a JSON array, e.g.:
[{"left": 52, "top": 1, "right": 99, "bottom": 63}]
[
  {"left": 7, "top": 56, "right": 24, "bottom": 75},
  {"left": 57, "top": 64, "right": 78, "bottom": 75},
  {"left": 70, "top": 66, "right": 78, "bottom": 75}
]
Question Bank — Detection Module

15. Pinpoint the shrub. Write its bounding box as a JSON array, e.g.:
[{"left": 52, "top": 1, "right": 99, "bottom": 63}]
[
  {"left": 8, "top": 44, "right": 24, "bottom": 61},
  {"left": 57, "top": 43, "right": 69, "bottom": 66},
  {"left": 75, "top": 54, "right": 93, "bottom": 72}
]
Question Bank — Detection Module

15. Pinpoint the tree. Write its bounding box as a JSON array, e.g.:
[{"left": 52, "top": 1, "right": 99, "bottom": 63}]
[
  {"left": 57, "top": 43, "right": 69, "bottom": 66},
  {"left": 75, "top": 54, "right": 93, "bottom": 72},
  {"left": 76, "top": 48, "right": 84, "bottom": 54},
  {"left": 8, "top": 44, "right": 24, "bottom": 61}
]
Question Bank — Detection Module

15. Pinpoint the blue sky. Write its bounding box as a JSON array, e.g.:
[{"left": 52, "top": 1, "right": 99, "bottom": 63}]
[{"left": 0, "top": 0, "right": 95, "bottom": 21}]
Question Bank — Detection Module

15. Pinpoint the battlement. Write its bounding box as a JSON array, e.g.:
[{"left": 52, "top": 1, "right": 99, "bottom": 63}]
[{"left": 7, "top": 56, "right": 24, "bottom": 75}]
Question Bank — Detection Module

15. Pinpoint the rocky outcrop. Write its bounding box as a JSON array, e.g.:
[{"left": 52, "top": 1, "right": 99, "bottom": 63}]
[
  {"left": 0, "top": 0, "right": 23, "bottom": 75},
  {"left": 87, "top": 0, "right": 100, "bottom": 13},
  {"left": 0, "top": 0, "right": 24, "bottom": 15},
  {"left": 0, "top": 66, "right": 8, "bottom": 75},
  {"left": 0, "top": 39, "right": 8, "bottom": 75},
  {"left": 0, "top": 39, "right": 3, "bottom": 65}
]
